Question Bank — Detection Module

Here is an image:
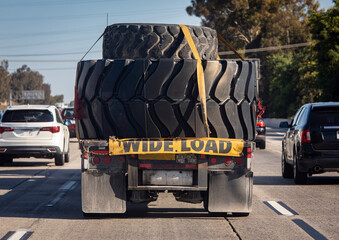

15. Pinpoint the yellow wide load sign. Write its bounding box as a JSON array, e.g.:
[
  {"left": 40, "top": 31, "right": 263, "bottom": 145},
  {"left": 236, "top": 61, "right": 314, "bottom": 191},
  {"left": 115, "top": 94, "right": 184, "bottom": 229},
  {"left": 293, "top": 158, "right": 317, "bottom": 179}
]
[{"left": 109, "top": 137, "right": 244, "bottom": 157}]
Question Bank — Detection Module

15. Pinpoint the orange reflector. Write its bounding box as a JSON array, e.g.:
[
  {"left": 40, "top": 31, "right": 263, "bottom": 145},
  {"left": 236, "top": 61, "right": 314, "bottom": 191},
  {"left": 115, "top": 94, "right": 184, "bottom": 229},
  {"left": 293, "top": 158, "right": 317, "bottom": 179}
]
[
  {"left": 92, "top": 156, "right": 100, "bottom": 165},
  {"left": 83, "top": 151, "right": 88, "bottom": 159}
]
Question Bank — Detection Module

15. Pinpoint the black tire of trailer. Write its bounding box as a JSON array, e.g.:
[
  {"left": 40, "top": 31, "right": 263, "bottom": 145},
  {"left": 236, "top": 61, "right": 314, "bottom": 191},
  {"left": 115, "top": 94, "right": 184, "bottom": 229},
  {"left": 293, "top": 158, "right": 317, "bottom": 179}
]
[
  {"left": 102, "top": 23, "right": 218, "bottom": 60},
  {"left": 75, "top": 59, "right": 257, "bottom": 140}
]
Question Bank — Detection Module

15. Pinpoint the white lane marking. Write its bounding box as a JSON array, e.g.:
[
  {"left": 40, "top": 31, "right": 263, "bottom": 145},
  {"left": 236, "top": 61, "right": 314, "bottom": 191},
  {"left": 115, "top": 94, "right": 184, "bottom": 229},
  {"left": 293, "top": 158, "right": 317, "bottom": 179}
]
[
  {"left": 8, "top": 229, "right": 28, "bottom": 240},
  {"left": 266, "top": 201, "right": 294, "bottom": 216},
  {"left": 59, "top": 180, "right": 76, "bottom": 191},
  {"left": 47, "top": 192, "right": 66, "bottom": 207},
  {"left": 46, "top": 180, "right": 77, "bottom": 207}
]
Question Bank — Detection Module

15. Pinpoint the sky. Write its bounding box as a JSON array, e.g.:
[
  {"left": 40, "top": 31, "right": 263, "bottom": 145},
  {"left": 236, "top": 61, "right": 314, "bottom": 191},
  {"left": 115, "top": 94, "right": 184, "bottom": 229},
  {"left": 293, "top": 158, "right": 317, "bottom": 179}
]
[{"left": 0, "top": 0, "right": 335, "bottom": 104}]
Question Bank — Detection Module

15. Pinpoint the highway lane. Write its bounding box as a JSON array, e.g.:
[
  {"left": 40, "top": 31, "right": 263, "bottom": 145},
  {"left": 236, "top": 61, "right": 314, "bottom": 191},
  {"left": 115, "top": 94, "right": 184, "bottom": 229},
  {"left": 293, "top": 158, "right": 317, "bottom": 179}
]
[{"left": 0, "top": 132, "right": 338, "bottom": 240}]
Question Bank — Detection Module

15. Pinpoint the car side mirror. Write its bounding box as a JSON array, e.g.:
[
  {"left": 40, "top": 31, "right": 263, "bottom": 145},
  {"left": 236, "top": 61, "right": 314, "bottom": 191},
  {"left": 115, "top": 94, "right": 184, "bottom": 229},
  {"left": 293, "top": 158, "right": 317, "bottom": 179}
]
[
  {"left": 64, "top": 119, "right": 72, "bottom": 126},
  {"left": 279, "top": 121, "right": 290, "bottom": 128}
]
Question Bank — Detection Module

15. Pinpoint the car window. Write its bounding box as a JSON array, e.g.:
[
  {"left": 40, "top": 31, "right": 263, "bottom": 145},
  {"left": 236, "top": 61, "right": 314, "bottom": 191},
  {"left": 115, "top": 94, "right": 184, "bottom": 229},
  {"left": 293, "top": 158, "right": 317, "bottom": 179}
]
[
  {"left": 2, "top": 110, "right": 54, "bottom": 122},
  {"left": 292, "top": 107, "right": 303, "bottom": 126},
  {"left": 62, "top": 108, "right": 74, "bottom": 118},
  {"left": 310, "top": 107, "right": 339, "bottom": 128},
  {"left": 55, "top": 109, "right": 64, "bottom": 124},
  {"left": 295, "top": 107, "right": 308, "bottom": 126}
]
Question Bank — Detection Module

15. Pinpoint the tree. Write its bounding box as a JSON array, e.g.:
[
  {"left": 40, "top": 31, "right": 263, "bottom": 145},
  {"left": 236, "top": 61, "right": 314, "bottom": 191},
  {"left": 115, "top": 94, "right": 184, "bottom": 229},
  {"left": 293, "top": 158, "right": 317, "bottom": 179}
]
[
  {"left": 10, "top": 65, "right": 45, "bottom": 104},
  {"left": 42, "top": 83, "right": 51, "bottom": 105},
  {"left": 187, "top": 0, "right": 318, "bottom": 51},
  {"left": 187, "top": 0, "right": 320, "bottom": 117},
  {"left": 0, "top": 61, "right": 10, "bottom": 103},
  {"left": 309, "top": 1, "right": 339, "bottom": 101},
  {"left": 50, "top": 95, "right": 64, "bottom": 105},
  {"left": 267, "top": 48, "right": 321, "bottom": 117}
]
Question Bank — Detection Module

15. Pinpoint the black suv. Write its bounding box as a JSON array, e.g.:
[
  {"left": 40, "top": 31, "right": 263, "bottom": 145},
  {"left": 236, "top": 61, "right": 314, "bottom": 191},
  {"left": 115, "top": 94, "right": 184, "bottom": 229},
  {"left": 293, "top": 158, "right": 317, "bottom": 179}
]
[{"left": 280, "top": 102, "right": 339, "bottom": 184}]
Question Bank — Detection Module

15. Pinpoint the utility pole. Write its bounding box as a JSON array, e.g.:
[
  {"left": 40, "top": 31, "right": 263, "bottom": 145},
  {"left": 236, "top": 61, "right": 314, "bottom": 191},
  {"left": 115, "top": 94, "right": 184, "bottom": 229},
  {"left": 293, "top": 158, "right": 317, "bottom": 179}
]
[{"left": 9, "top": 92, "right": 12, "bottom": 106}]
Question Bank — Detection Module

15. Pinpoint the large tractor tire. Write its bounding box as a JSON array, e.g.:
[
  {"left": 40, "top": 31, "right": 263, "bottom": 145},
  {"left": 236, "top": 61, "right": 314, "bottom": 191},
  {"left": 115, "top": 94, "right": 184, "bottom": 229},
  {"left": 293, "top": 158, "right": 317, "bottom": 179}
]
[
  {"left": 75, "top": 59, "right": 257, "bottom": 141},
  {"left": 102, "top": 23, "right": 218, "bottom": 60}
]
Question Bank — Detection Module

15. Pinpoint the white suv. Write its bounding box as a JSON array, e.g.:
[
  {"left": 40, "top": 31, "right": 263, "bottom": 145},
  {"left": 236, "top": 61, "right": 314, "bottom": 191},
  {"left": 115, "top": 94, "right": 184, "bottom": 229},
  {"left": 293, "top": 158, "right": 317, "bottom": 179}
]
[{"left": 0, "top": 105, "right": 70, "bottom": 166}]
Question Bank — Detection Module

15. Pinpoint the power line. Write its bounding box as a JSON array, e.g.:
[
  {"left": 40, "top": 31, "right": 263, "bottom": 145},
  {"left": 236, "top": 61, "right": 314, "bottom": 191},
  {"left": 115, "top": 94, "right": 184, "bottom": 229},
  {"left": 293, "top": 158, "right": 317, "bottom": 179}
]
[
  {"left": 8, "top": 67, "right": 75, "bottom": 71},
  {"left": 219, "top": 42, "right": 311, "bottom": 55},
  {"left": 0, "top": 50, "right": 100, "bottom": 57},
  {"left": 1, "top": 42, "right": 312, "bottom": 62},
  {"left": 5, "top": 60, "right": 78, "bottom": 62}
]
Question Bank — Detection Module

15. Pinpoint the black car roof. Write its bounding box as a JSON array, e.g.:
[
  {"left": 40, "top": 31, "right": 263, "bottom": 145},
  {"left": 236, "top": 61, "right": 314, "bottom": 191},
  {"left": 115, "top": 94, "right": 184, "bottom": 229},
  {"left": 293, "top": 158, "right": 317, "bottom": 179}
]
[{"left": 309, "top": 102, "right": 339, "bottom": 109}]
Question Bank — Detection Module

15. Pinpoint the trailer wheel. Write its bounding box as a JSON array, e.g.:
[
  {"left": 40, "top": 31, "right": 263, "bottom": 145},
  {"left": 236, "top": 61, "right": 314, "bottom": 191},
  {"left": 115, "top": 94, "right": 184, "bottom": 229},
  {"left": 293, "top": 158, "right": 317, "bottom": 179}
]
[{"left": 103, "top": 23, "right": 218, "bottom": 60}]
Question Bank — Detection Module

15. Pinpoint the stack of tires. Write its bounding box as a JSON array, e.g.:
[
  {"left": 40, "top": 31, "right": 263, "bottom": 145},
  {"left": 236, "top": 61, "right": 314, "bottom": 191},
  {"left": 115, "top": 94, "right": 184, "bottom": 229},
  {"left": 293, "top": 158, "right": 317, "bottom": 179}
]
[{"left": 75, "top": 23, "right": 257, "bottom": 141}]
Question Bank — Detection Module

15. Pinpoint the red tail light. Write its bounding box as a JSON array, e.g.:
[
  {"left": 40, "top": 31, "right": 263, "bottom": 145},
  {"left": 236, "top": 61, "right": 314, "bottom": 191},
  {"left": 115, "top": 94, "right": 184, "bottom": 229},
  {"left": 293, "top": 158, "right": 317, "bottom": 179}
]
[
  {"left": 247, "top": 147, "right": 253, "bottom": 159},
  {"left": 235, "top": 157, "right": 243, "bottom": 165},
  {"left": 210, "top": 157, "right": 217, "bottom": 164},
  {"left": 40, "top": 126, "right": 60, "bottom": 133},
  {"left": 257, "top": 121, "right": 265, "bottom": 127},
  {"left": 224, "top": 157, "right": 232, "bottom": 165},
  {"left": 92, "top": 156, "right": 100, "bottom": 165},
  {"left": 0, "top": 127, "right": 13, "bottom": 134},
  {"left": 139, "top": 163, "right": 152, "bottom": 168},
  {"left": 103, "top": 156, "right": 111, "bottom": 164},
  {"left": 301, "top": 129, "right": 311, "bottom": 143}
]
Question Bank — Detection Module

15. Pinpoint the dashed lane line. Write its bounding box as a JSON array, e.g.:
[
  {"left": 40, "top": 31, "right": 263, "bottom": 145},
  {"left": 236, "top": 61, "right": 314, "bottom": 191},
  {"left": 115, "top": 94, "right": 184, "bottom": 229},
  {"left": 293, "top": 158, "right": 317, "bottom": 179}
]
[
  {"left": 46, "top": 180, "right": 77, "bottom": 207},
  {"left": 264, "top": 201, "right": 296, "bottom": 216},
  {"left": 1, "top": 229, "right": 33, "bottom": 240},
  {"left": 264, "top": 201, "right": 328, "bottom": 239}
]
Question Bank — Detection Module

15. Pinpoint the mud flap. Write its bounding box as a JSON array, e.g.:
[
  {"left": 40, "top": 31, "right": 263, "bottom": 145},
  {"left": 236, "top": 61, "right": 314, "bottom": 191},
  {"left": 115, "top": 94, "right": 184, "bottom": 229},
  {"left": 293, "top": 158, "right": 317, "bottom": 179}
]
[
  {"left": 82, "top": 171, "right": 126, "bottom": 213},
  {"left": 207, "top": 170, "right": 253, "bottom": 213}
]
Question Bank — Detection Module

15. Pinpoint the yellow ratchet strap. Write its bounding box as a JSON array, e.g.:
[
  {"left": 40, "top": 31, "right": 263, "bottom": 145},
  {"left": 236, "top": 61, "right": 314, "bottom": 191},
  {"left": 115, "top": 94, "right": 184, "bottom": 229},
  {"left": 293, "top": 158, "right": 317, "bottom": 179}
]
[{"left": 179, "top": 24, "right": 210, "bottom": 137}]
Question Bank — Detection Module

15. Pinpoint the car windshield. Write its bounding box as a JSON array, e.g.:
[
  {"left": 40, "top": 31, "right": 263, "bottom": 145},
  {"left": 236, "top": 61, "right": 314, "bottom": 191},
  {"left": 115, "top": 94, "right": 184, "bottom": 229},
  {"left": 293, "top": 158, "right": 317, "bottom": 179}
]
[
  {"left": 62, "top": 109, "right": 74, "bottom": 118},
  {"left": 310, "top": 107, "right": 339, "bottom": 128},
  {"left": 2, "top": 109, "right": 54, "bottom": 122}
]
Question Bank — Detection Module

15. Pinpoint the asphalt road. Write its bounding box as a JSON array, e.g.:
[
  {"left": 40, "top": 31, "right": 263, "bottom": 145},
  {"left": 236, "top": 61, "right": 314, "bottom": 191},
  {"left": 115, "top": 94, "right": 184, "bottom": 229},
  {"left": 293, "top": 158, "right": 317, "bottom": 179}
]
[{"left": 0, "top": 130, "right": 338, "bottom": 240}]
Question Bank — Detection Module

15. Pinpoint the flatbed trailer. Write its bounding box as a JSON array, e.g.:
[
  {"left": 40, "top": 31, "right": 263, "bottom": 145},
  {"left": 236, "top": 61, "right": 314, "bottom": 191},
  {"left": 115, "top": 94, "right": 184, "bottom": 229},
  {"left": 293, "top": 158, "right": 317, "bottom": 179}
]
[{"left": 81, "top": 138, "right": 254, "bottom": 215}]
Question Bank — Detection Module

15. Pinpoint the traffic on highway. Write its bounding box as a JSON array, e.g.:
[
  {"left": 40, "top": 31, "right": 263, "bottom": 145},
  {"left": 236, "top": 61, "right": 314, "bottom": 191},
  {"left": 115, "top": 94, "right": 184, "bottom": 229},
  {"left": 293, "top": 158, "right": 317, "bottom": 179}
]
[
  {"left": 0, "top": 1, "right": 338, "bottom": 240},
  {"left": 0, "top": 126, "right": 338, "bottom": 240}
]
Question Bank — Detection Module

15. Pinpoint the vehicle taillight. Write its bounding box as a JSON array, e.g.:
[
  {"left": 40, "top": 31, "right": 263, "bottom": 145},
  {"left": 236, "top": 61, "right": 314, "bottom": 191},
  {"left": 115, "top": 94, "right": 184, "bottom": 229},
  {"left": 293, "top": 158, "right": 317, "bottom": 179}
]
[
  {"left": 224, "top": 157, "right": 232, "bottom": 165},
  {"left": 257, "top": 121, "right": 265, "bottom": 127},
  {"left": 210, "top": 157, "right": 217, "bottom": 164},
  {"left": 92, "top": 156, "right": 100, "bottom": 165},
  {"left": 40, "top": 126, "right": 60, "bottom": 133},
  {"left": 235, "top": 157, "right": 243, "bottom": 165},
  {"left": 103, "top": 156, "right": 111, "bottom": 164},
  {"left": 0, "top": 127, "right": 13, "bottom": 134},
  {"left": 301, "top": 129, "right": 311, "bottom": 143}
]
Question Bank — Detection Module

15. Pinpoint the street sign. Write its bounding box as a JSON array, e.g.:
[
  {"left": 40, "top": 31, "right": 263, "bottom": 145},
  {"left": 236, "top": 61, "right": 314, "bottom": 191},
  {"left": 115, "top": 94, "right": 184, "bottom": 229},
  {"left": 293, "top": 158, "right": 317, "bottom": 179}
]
[{"left": 22, "top": 90, "right": 45, "bottom": 100}]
